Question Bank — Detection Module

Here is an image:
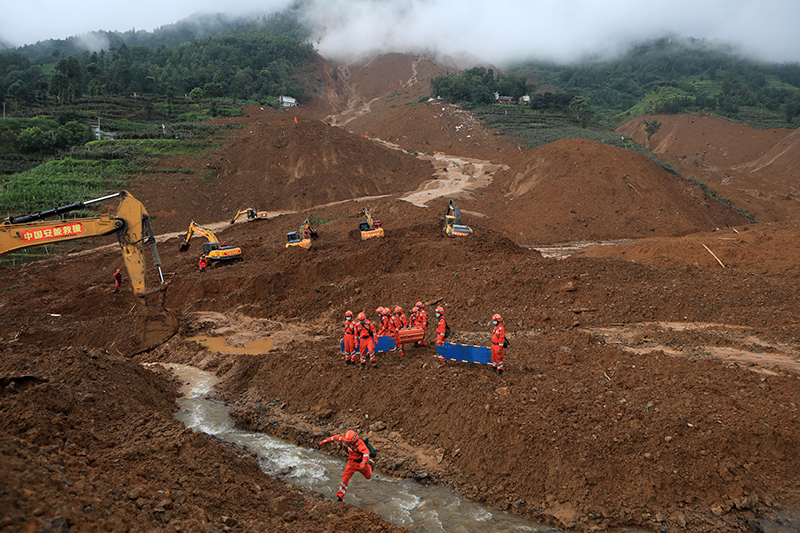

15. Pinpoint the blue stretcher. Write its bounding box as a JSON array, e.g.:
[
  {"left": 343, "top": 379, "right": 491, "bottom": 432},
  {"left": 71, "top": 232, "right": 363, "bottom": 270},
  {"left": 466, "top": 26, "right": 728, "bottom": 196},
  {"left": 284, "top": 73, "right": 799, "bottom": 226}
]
[
  {"left": 340, "top": 335, "right": 396, "bottom": 353},
  {"left": 435, "top": 342, "right": 492, "bottom": 365}
]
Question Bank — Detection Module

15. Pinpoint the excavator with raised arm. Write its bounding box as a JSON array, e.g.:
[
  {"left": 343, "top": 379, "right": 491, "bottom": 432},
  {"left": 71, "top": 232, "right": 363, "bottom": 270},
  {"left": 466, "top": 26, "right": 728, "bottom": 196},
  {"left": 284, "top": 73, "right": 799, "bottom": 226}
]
[
  {"left": 0, "top": 190, "right": 164, "bottom": 295},
  {"left": 359, "top": 207, "right": 384, "bottom": 240},
  {"left": 0, "top": 190, "right": 176, "bottom": 354},
  {"left": 442, "top": 199, "right": 473, "bottom": 237},
  {"left": 179, "top": 221, "right": 242, "bottom": 262}
]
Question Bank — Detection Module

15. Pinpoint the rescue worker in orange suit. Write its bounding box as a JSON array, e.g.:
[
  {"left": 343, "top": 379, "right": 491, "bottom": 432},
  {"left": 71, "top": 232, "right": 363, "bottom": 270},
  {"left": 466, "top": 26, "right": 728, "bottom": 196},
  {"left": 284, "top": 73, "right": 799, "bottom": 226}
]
[
  {"left": 435, "top": 307, "right": 447, "bottom": 361},
  {"left": 415, "top": 301, "right": 427, "bottom": 345},
  {"left": 354, "top": 312, "right": 377, "bottom": 368},
  {"left": 390, "top": 306, "right": 407, "bottom": 356},
  {"left": 319, "top": 430, "right": 372, "bottom": 501},
  {"left": 198, "top": 254, "right": 208, "bottom": 272},
  {"left": 343, "top": 310, "right": 357, "bottom": 365},
  {"left": 409, "top": 306, "right": 418, "bottom": 331},
  {"left": 491, "top": 313, "right": 505, "bottom": 376},
  {"left": 113, "top": 268, "right": 122, "bottom": 293},
  {"left": 376, "top": 307, "right": 391, "bottom": 336}
]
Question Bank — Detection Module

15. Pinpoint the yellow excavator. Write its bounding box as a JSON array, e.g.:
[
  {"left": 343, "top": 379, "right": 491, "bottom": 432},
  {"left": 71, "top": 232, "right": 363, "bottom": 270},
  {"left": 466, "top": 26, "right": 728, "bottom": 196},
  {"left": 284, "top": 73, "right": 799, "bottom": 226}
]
[
  {"left": 230, "top": 208, "right": 268, "bottom": 224},
  {"left": 442, "top": 199, "right": 473, "bottom": 237},
  {"left": 286, "top": 218, "right": 316, "bottom": 249},
  {"left": 359, "top": 207, "right": 384, "bottom": 240},
  {"left": 179, "top": 221, "right": 242, "bottom": 262},
  {"left": 0, "top": 190, "right": 164, "bottom": 295}
]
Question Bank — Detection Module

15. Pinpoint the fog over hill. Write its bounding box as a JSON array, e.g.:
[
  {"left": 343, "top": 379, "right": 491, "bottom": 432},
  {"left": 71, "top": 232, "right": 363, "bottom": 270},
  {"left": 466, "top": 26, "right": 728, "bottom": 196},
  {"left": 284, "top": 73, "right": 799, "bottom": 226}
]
[{"left": 3, "top": 0, "right": 800, "bottom": 65}]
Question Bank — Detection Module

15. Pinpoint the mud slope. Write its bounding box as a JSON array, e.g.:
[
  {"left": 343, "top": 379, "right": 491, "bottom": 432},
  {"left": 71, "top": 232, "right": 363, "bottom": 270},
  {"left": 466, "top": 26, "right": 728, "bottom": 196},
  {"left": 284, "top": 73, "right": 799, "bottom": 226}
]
[
  {"left": 481, "top": 138, "right": 749, "bottom": 244},
  {"left": 128, "top": 105, "right": 435, "bottom": 233},
  {"left": 617, "top": 114, "right": 799, "bottom": 223}
]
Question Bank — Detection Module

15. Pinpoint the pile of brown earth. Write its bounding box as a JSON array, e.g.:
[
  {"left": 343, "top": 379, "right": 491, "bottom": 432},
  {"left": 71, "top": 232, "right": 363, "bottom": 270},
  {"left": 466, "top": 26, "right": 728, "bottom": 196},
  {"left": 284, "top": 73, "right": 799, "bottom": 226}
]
[{"left": 2, "top": 52, "right": 800, "bottom": 533}]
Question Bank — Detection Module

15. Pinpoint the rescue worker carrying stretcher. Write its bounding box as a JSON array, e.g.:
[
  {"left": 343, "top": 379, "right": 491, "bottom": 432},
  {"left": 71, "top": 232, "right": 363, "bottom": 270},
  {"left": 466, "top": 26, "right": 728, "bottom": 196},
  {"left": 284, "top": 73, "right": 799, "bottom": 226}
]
[
  {"left": 491, "top": 313, "right": 505, "bottom": 376},
  {"left": 435, "top": 307, "right": 447, "bottom": 361},
  {"left": 355, "top": 312, "right": 377, "bottom": 368},
  {"left": 376, "top": 307, "right": 391, "bottom": 336},
  {"left": 389, "top": 306, "right": 407, "bottom": 356},
  {"left": 342, "top": 310, "right": 357, "bottom": 365},
  {"left": 319, "top": 430, "right": 373, "bottom": 501},
  {"left": 415, "top": 301, "right": 427, "bottom": 345}
]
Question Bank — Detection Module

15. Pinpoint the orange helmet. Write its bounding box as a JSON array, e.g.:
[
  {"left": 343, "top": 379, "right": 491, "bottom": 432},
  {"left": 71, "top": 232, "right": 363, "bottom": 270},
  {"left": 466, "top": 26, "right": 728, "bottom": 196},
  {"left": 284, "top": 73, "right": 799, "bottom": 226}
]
[
  {"left": 343, "top": 430, "right": 358, "bottom": 445},
  {"left": 416, "top": 301, "right": 423, "bottom": 308},
  {"left": 394, "top": 306, "right": 402, "bottom": 314},
  {"left": 357, "top": 312, "right": 366, "bottom": 321},
  {"left": 492, "top": 313, "right": 502, "bottom": 322},
  {"left": 345, "top": 310, "right": 353, "bottom": 318},
  {"left": 411, "top": 306, "right": 418, "bottom": 313},
  {"left": 436, "top": 306, "right": 444, "bottom": 315}
]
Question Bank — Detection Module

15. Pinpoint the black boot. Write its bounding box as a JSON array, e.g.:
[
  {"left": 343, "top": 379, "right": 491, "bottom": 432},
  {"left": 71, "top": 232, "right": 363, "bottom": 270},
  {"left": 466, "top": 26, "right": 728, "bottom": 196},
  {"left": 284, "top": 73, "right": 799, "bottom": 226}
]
[
  {"left": 360, "top": 363, "right": 365, "bottom": 370},
  {"left": 497, "top": 368, "right": 503, "bottom": 377}
]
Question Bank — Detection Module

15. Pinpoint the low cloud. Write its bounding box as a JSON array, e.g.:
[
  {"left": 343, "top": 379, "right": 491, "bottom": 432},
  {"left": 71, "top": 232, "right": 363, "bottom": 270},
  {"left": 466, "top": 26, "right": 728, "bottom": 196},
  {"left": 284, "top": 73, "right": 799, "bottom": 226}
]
[{"left": 4, "top": 0, "right": 800, "bottom": 65}]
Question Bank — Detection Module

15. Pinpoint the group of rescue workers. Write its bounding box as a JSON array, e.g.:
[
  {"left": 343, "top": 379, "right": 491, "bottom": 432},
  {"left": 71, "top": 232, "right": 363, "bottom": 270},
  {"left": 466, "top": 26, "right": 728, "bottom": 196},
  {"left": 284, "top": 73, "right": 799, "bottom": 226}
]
[
  {"left": 327, "top": 304, "right": 506, "bottom": 503},
  {"left": 342, "top": 301, "right": 506, "bottom": 375}
]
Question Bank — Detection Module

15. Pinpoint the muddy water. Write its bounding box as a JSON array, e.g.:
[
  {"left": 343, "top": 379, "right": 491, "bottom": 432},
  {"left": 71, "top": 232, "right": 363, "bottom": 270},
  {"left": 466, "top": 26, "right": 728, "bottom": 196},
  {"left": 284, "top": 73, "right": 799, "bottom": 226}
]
[
  {"left": 168, "top": 364, "right": 563, "bottom": 532},
  {"left": 185, "top": 336, "right": 273, "bottom": 354}
]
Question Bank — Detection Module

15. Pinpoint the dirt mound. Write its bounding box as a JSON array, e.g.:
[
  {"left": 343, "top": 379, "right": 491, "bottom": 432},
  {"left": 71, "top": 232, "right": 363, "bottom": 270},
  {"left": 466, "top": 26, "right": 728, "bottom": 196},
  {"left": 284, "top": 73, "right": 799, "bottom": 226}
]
[
  {"left": 481, "top": 137, "right": 749, "bottom": 244},
  {"left": 132, "top": 104, "right": 434, "bottom": 233},
  {"left": 617, "top": 114, "right": 798, "bottom": 223}
]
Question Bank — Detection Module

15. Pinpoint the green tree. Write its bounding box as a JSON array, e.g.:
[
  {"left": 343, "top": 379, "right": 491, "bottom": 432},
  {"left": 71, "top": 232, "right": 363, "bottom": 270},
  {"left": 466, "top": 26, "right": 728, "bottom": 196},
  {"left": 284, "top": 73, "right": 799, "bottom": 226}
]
[
  {"left": 16, "top": 126, "right": 54, "bottom": 153},
  {"left": 643, "top": 118, "right": 662, "bottom": 150},
  {"left": 49, "top": 56, "right": 84, "bottom": 104},
  {"left": 189, "top": 87, "right": 205, "bottom": 100}
]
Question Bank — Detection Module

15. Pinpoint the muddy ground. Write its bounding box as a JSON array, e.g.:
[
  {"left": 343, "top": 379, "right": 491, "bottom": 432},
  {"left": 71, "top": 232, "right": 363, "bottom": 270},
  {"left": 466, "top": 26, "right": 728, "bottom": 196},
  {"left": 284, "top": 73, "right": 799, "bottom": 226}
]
[{"left": 2, "top": 52, "right": 800, "bottom": 532}]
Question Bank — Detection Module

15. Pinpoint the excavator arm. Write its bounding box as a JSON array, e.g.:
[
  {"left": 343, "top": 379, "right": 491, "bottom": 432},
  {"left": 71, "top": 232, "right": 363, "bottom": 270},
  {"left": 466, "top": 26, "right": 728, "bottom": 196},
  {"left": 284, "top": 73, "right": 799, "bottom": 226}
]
[
  {"left": 180, "top": 221, "right": 219, "bottom": 251},
  {"left": 0, "top": 191, "right": 164, "bottom": 295}
]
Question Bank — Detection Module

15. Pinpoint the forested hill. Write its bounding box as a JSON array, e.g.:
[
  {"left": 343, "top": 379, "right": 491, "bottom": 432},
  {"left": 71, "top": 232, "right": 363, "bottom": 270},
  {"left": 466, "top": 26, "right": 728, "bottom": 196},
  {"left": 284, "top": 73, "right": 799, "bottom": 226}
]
[
  {"left": 0, "top": 12, "right": 316, "bottom": 108},
  {"left": 509, "top": 37, "right": 800, "bottom": 127},
  {"left": 2, "top": 12, "right": 308, "bottom": 64},
  {"left": 428, "top": 37, "right": 800, "bottom": 129}
]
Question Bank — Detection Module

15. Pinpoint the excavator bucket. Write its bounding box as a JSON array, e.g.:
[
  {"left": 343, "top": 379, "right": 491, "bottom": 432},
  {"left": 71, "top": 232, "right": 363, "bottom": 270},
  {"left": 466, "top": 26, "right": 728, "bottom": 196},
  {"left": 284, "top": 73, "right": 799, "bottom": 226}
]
[{"left": 179, "top": 239, "right": 191, "bottom": 253}]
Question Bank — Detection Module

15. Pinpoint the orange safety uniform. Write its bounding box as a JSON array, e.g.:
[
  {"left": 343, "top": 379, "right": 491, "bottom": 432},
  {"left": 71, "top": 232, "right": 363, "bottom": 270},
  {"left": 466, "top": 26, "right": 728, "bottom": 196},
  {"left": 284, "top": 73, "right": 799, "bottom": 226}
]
[
  {"left": 319, "top": 433, "right": 372, "bottom": 500},
  {"left": 355, "top": 318, "right": 377, "bottom": 365},
  {"left": 389, "top": 312, "right": 406, "bottom": 355},
  {"left": 343, "top": 317, "right": 357, "bottom": 364},
  {"left": 113, "top": 269, "right": 122, "bottom": 293},
  {"left": 198, "top": 255, "right": 207, "bottom": 272},
  {"left": 491, "top": 322, "right": 505, "bottom": 371},
  {"left": 415, "top": 305, "right": 427, "bottom": 345},
  {"left": 377, "top": 308, "right": 391, "bottom": 335}
]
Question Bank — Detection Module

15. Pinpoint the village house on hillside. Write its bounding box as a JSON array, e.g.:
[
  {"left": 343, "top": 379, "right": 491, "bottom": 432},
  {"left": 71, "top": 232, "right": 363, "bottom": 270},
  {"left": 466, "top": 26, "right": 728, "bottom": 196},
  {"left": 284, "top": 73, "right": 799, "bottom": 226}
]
[{"left": 279, "top": 95, "right": 298, "bottom": 107}]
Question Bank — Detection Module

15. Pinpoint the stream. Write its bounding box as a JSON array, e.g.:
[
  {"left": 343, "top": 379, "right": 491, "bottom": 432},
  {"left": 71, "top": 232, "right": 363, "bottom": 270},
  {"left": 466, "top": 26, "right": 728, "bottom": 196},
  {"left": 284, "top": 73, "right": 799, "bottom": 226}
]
[{"left": 168, "top": 363, "right": 563, "bottom": 532}]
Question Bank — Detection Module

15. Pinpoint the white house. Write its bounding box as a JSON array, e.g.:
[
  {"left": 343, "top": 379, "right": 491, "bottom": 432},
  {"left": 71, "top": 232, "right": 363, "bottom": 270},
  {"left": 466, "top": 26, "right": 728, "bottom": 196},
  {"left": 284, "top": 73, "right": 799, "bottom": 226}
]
[{"left": 279, "top": 96, "right": 298, "bottom": 107}]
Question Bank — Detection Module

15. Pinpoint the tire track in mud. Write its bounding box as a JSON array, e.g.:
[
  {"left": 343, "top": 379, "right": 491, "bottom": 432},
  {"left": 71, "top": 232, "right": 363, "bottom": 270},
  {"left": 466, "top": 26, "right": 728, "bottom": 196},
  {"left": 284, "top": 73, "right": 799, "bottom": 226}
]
[{"left": 584, "top": 321, "right": 800, "bottom": 375}]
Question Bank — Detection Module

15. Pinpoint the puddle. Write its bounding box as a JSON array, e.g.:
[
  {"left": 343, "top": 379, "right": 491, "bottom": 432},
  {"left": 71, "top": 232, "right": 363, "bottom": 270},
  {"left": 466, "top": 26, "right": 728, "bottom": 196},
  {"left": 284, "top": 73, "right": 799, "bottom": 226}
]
[{"left": 185, "top": 336, "right": 273, "bottom": 355}]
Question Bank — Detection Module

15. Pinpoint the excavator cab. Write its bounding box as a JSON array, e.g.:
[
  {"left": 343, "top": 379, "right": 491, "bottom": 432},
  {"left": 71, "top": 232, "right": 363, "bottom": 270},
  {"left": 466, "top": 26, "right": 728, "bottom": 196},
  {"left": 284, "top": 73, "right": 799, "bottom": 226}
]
[
  {"left": 442, "top": 199, "right": 473, "bottom": 237},
  {"left": 359, "top": 207, "right": 384, "bottom": 240}
]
